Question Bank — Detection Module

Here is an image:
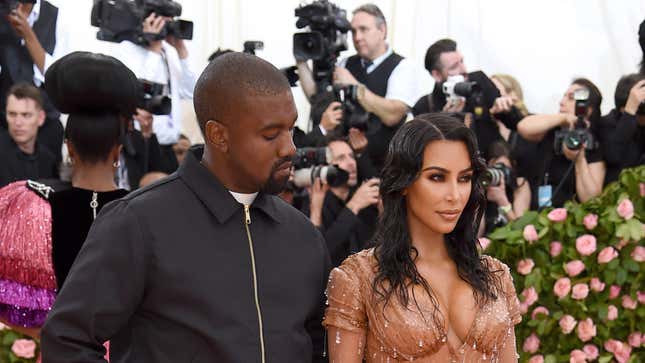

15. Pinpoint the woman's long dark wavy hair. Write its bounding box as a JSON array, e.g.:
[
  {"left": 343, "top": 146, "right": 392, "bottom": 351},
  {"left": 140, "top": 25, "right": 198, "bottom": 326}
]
[{"left": 372, "top": 113, "right": 501, "bottom": 324}]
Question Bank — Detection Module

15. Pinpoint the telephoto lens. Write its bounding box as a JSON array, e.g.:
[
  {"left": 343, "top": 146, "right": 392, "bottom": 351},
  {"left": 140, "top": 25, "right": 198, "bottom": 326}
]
[{"left": 293, "top": 165, "right": 348, "bottom": 188}]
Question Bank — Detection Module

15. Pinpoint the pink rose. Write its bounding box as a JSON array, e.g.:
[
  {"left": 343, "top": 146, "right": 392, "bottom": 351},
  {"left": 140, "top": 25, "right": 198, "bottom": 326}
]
[
  {"left": 617, "top": 198, "right": 634, "bottom": 220},
  {"left": 11, "top": 339, "right": 36, "bottom": 359},
  {"left": 598, "top": 246, "right": 618, "bottom": 264},
  {"left": 548, "top": 208, "right": 567, "bottom": 222},
  {"left": 569, "top": 349, "right": 586, "bottom": 363},
  {"left": 523, "top": 224, "right": 538, "bottom": 243},
  {"left": 583, "top": 344, "right": 599, "bottom": 360},
  {"left": 583, "top": 213, "right": 598, "bottom": 230},
  {"left": 640, "top": 182, "right": 645, "bottom": 197},
  {"left": 575, "top": 234, "right": 597, "bottom": 256},
  {"left": 607, "top": 305, "right": 618, "bottom": 321},
  {"left": 590, "top": 277, "right": 605, "bottom": 292},
  {"left": 622, "top": 295, "right": 637, "bottom": 310},
  {"left": 522, "top": 333, "right": 540, "bottom": 353},
  {"left": 478, "top": 237, "right": 491, "bottom": 250},
  {"left": 609, "top": 285, "right": 622, "bottom": 299},
  {"left": 550, "top": 241, "right": 563, "bottom": 257},
  {"left": 554, "top": 277, "right": 572, "bottom": 299},
  {"left": 638, "top": 291, "right": 645, "bottom": 304},
  {"left": 572, "top": 283, "right": 589, "bottom": 300},
  {"left": 517, "top": 258, "right": 535, "bottom": 275},
  {"left": 559, "top": 314, "right": 577, "bottom": 334},
  {"left": 531, "top": 306, "right": 550, "bottom": 320},
  {"left": 577, "top": 318, "right": 596, "bottom": 342},
  {"left": 616, "top": 238, "right": 630, "bottom": 250},
  {"left": 631, "top": 246, "right": 645, "bottom": 262},
  {"left": 628, "top": 332, "right": 642, "bottom": 347},
  {"left": 613, "top": 343, "right": 633, "bottom": 363},
  {"left": 565, "top": 260, "right": 586, "bottom": 277},
  {"left": 528, "top": 355, "right": 544, "bottom": 363},
  {"left": 521, "top": 287, "right": 538, "bottom": 307},
  {"left": 605, "top": 339, "right": 621, "bottom": 352}
]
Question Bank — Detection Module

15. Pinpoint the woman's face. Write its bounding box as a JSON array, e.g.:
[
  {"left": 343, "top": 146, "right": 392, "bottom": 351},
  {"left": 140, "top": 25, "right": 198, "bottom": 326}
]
[
  {"left": 404, "top": 140, "right": 474, "bottom": 235},
  {"left": 559, "top": 83, "right": 585, "bottom": 115}
]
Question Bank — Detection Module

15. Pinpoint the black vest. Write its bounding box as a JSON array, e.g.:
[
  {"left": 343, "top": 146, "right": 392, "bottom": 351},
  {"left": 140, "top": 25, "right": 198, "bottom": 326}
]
[
  {"left": 345, "top": 52, "right": 404, "bottom": 170},
  {"left": 0, "top": 1, "right": 59, "bottom": 121}
]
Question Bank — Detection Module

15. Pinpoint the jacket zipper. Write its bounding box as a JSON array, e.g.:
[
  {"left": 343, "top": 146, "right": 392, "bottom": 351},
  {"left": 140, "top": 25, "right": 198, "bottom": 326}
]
[{"left": 244, "top": 204, "right": 266, "bottom": 363}]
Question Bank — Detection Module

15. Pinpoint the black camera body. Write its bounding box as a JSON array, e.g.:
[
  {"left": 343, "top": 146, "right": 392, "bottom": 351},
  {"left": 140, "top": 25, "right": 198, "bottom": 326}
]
[
  {"left": 482, "top": 163, "right": 516, "bottom": 190},
  {"left": 0, "top": 0, "right": 34, "bottom": 17},
  {"left": 554, "top": 88, "right": 598, "bottom": 155},
  {"left": 138, "top": 79, "right": 171, "bottom": 115},
  {"left": 91, "top": 0, "right": 193, "bottom": 46},
  {"left": 293, "top": 0, "right": 350, "bottom": 91},
  {"left": 333, "top": 84, "right": 369, "bottom": 134},
  {"left": 292, "top": 147, "right": 348, "bottom": 188}
]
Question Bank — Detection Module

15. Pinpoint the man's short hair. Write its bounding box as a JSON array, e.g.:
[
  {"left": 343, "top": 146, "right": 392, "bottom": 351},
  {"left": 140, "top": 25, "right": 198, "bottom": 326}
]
[
  {"left": 7, "top": 82, "right": 43, "bottom": 109},
  {"left": 424, "top": 38, "right": 457, "bottom": 73},
  {"left": 353, "top": 3, "right": 386, "bottom": 29},
  {"left": 614, "top": 73, "right": 645, "bottom": 109}
]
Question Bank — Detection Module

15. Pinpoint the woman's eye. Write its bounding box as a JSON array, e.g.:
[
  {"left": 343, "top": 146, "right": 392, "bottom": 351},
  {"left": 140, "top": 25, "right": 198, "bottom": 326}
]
[
  {"left": 459, "top": 174, "right": 473, "bottom": 182},
  {"left": 429, "top": 174, "right": 444, "bottom": 182}
]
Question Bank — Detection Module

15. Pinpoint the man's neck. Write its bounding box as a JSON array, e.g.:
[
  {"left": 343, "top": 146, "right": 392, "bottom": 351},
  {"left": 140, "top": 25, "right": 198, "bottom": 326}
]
[
  {"left": 16, "top": 140, "right": 36, "bottom": 155},
  {"left": 330, "top": 185, "right": 350, "bottom": 202},
  {"left": 366, "top": 44, "right": 388, "bottom": 62}
]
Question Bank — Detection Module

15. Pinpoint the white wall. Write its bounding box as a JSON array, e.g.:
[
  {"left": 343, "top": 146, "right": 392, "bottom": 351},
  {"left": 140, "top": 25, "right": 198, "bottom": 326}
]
[{"left": 53, "top": 0, "right": 645, "bottom": 143}]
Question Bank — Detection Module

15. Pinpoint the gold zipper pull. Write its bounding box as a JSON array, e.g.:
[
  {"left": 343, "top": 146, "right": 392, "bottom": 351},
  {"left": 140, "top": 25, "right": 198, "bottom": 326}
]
[{"left": 244, "top": 204, "right": 251, "bottom": 225}]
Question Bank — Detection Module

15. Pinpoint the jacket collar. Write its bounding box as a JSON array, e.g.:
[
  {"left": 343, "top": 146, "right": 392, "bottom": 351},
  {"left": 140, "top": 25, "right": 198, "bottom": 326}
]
[{"left": 178, "top": 146, "right": 283, "bottom": 224}]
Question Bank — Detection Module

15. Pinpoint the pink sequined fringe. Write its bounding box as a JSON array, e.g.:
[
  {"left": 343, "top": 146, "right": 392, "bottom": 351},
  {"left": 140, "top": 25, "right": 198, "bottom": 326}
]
[{"left": 0, "top": 181, "right": 56, "bottom": 289}]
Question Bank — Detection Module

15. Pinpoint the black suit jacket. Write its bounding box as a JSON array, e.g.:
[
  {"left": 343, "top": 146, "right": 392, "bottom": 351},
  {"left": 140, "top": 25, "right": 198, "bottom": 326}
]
[
  {"left": 42, "top": 147, "right": 331, "bottom": 363},
  {"left": 122, "top": 130, "right": 165, "bottom": 189}
]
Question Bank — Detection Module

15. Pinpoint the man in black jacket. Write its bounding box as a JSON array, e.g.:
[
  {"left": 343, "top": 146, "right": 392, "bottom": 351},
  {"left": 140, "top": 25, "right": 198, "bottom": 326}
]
[
  {"left": 41, "top": 53, "right": 331, "bottom": 363},
  {"left": 599, "top": 73, "right": 645, "bottom": 185}
]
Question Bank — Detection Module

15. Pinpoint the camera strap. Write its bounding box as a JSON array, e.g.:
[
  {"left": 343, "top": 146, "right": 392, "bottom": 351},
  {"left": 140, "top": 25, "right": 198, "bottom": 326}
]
[{"left": 160, "top": 49, "right": 172, "bottom": 96}]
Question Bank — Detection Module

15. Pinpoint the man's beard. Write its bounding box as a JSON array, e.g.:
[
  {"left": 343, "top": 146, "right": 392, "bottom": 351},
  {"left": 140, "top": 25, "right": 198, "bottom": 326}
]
[{"left": 260, "top": 157, "right": 292, "bottom": 195}]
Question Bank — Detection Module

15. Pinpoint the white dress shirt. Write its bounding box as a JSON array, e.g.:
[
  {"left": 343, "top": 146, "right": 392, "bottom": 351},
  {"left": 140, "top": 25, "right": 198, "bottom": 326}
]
[{"left": 113, "top": 40, "right": 197, "bottom": 145}]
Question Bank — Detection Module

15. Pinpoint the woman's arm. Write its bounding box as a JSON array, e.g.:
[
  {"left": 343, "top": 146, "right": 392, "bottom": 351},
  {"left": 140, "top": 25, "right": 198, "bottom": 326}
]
[
  {"left": 498, "top": 327, "right": 519, "bottom": 363},
  {"left": 327, "top": 327, "right": 366, "bottom": 363},
  {"left": 512, "top": 178, "right": 531, "bottom": 218}
]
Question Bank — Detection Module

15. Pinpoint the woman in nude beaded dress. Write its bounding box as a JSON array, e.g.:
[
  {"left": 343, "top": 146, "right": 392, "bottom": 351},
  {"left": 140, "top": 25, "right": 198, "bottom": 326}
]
[{"left": 323, "top": 114, "right": 521, "bottom": 362}]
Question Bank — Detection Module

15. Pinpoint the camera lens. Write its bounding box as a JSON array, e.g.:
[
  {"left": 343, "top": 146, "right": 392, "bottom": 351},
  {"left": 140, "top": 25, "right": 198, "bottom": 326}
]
[{"left": 482, "top": 168, "right": 503, "bottom": 187}]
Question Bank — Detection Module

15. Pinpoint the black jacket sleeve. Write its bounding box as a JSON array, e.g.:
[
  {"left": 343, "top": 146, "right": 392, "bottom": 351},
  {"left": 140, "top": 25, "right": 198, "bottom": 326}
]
[
  {"left": 41, "top": 201, "right": 148, "bottom": 363},
  {"left": 307, "top": 229, "right": 332, "bottom": 363},
  {"left": 321, "top": 203, "right": 360, "bottom": 266},
  {"left": 604, "top": 112, "right": 638, "bottom": 165}
]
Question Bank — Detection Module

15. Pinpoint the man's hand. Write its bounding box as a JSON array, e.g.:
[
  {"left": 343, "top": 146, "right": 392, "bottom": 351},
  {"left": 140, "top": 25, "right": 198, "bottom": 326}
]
[
  {"left": 486, "top": 174, "right": 510, "bottom": 207},
  {"left": 624, "top": 79, "right": 645, "bottom": 116},
  {"left": 563, "top": 142, "right": 584, "bottom": 162},
  {"left": 166, "top": 35, "right": 188, "bottom": 59},
  {"left": 490, "top": 96, "right": 515, "bottom": 115},
  {"left": 348, "top": 128, "right": 368, "bottom": 155},
  {"left": 143, "top": 13, "right": 166, "bottom": 53},
  {"left": 308, "top": 177, "right": 328, "bottom": 227},
  {"left": 442, "top": 98, "right": 465, "bottom": 113},
  {"left": 333, "top": 67, "right": 359, "bottom": 86},
  {"left": 134, "top": 108, "right": 154, "bottom": 139},
  {"left": 7, "top": 4, "right": 34, "bottom": 39},
  {"left": 346, "top": 178, "right": 380, "bottom": 215},
  {"left": 320, "top": 101, "right": 343, "bottom": 132}
]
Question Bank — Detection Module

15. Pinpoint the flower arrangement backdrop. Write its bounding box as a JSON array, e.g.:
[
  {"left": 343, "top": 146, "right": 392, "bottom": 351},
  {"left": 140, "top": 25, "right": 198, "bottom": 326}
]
[{"left": 481, "top": 166, "right": 644, "bottom": 363}]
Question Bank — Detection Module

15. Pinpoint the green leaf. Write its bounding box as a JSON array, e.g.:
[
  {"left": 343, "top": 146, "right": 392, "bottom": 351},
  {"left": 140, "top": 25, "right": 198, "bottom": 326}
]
[
  {"left": 607, "top": 258, "right": 620, "bottom": 270},
  {"left": 626, "top": 219, "right": 644, "bottom": 241},
  {"left": 599, "top": 355, "right": 613, "bottom": 363},
  {"left": 604, "top": 269, "right": 616, "bottom": 285},
  {"left": 488, "top": 226, "right": 511, "bottom": 240},
  {"left": 616, "top": 223, "right": 631, "bottom": 239},
  {"left": 624, "top": 259, "right": 641, "bottom": 272},
  {"left": 544, "top": 355, "right": 557, "bottom": 363},
  {"left": 598, "top": 304, "right": 609, "bottom": 320},
  {"left": 616, "top": 267, "right": 628, "bottom": 285}
]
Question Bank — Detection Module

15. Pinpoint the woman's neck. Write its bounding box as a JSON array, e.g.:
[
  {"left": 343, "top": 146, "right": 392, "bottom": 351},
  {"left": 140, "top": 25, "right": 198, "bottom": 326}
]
[
  {"left": 71, "top": 162, "right": 118, "bottom": 192},
  {"left": 407, "top": 212, "right": 451, "bottom": 265}
]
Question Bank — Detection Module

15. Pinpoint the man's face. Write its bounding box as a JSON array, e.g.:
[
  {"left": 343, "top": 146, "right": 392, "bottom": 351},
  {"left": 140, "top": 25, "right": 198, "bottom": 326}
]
[
  {"left": 435, "top": 51, "right": 467, "bottom": 82},
  {"left": 351, "top": 11, "right": 386, "bottom": 61},
  {"left": 172, "top": 138, "right": 191, "bottom": 164},
  {"left": 6, "top": 95, "right": 44, "bottom": 147},
  {"left": 328, "top": 140, "right": 357, "bottom": 187},
  {"left": 225, "top": 91, "right": 297, "bottom": 194}
]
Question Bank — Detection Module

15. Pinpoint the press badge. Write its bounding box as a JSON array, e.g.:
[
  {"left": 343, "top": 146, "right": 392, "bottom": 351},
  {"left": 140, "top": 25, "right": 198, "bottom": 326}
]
[{"left": 538, "top": 185, "right": 552, "bottom": 208}]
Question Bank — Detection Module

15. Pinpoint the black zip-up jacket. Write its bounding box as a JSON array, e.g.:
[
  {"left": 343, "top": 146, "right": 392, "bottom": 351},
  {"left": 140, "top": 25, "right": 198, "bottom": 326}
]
[{"left": 41, "top": 147, "right": 331, "bottom": 363}]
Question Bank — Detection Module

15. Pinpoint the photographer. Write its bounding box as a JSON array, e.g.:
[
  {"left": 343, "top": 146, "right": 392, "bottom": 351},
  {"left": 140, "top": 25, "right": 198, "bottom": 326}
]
[
  {"left": 307, "top": 136, "right": 380, "bottom": 267},
  {"left": 480, "top": 141, "right": 531, "bottom": 236},
  {"left": 1, "top": 0, "right": 71, "bottom": 162},
  {"left": 599, "top": 73, "right": 645, "bottom": 184},
  {"left": 517, "top": 78, "right": 606, "bottom": 208},
  {"left": 413, "top": 39, "right": 521, "bottom": 159},
  {"left": 113, "top": 9, "right": 197, "bottom": 173},
  {"left": 298, "top": 3, "right": 429, "bottom": 171}
]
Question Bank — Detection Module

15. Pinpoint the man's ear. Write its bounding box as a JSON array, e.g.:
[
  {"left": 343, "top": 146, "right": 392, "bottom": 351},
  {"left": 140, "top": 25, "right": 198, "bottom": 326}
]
[
  {"left": 401, "top": 188, "right": 408, "bottom": 196},
  {"left": 431, "top": 69, "right": 443, "bottom": 84},
  {"left": 37, "top": 109, "right": 46, "bottom": 127},
  {"left": 204, "top": 120, "right": 229, "bottom": 153}
]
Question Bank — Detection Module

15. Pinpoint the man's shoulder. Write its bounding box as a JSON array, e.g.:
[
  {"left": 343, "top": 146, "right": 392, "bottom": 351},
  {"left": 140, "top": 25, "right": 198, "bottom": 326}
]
[{"left": 121, "top": 172, "right": 182, "bottom": 204}]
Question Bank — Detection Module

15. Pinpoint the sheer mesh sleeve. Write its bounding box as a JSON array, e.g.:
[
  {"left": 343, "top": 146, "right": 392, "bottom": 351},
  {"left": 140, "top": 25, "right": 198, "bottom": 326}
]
[
  {"left": 323, "top": 260, "right": 367, "bottom": 333},
  {"left": 501, "top": 261, "right": 522, "bottom": 325}
]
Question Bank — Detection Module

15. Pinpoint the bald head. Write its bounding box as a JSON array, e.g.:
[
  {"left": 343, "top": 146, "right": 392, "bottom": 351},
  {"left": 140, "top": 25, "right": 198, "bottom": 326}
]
[{"left": 193, "top": 52, "right": 291, "bottom": 132}]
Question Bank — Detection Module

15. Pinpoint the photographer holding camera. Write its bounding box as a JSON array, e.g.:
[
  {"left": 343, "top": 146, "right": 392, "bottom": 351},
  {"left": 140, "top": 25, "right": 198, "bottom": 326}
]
[
  {"left": 599, "top": 73, "right": 645, "bottom": 185},
  {"left": 0, "top": 0, "right": 71, "bottom": 162},
  {"left": 517, "top": 79, "right": 606, "bottom": 208},
  {"left": 480, "top": 141, "right": 531, "bottom": 236},
  {"left": 306, "top": 136, "right": 380, "bottom": 267},
  {"left": 413, "top": 39, "right": 523, "bottom": 159},
  {"left": 113, "top": 3, "right": 197, "bottom": 172}
]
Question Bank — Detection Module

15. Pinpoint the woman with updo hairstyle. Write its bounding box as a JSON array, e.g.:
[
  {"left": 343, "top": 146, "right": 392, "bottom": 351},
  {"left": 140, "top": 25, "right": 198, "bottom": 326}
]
[
  {"left": 323, "top": 114, "right": 521, "bottom": 362},
  {"left": 0, "top": 52, "right": 137, "bottom": 338}
]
